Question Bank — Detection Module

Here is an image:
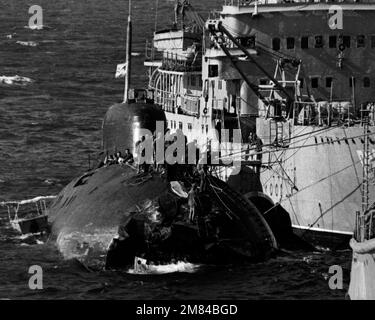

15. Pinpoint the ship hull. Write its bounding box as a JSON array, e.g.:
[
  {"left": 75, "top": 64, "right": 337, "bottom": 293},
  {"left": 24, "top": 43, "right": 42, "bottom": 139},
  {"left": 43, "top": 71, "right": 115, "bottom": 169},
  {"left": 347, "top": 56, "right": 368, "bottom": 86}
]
[
  {"left": 257, "top": 121, "right": 375, "bottom": 249},
  {"left": 292, "top": 226, "right": 352, "bottom": 251}
]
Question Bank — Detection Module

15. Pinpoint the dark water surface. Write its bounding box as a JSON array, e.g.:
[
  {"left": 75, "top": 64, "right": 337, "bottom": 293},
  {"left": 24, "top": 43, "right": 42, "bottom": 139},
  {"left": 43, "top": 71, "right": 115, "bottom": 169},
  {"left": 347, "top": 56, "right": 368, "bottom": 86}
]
[{"left": 0, "top": 0, "right": 351, "bottom": 299}]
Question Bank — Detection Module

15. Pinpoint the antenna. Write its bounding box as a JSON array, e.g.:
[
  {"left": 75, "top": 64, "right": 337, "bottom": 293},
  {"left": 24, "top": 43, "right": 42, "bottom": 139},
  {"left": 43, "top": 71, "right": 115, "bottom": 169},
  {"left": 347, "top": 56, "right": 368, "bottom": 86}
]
[{"left": 124, "top": 0, "right": 132, "bottom": 103}]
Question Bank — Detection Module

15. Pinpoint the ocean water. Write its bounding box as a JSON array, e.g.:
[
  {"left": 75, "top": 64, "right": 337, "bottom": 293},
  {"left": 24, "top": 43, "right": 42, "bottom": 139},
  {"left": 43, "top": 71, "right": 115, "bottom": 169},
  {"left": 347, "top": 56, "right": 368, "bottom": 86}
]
[{"left": 0, "top": 0, "right": 351, "bottom": 299}]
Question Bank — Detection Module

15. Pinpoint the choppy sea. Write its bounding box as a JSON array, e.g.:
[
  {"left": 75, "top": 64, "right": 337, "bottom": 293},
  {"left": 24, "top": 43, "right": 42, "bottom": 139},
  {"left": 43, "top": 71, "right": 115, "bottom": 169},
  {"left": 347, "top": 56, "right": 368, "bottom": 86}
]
[{"left": 0, "top": 0, "right": 351, "bottom": 299}]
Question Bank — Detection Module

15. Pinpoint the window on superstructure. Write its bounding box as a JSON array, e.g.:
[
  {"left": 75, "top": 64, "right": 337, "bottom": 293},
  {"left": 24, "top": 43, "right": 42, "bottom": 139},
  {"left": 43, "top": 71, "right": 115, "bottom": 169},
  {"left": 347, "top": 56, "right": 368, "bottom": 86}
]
[
  {"left": 179, "top": 122, "right": 183, "bottom": 130},
  {"left": 357, "top": 35, "right": 365, "bottom": 48},
  {"left": 208, "top": 65, "right": 218, "bottom": 78},
  {"left": 190, "top": 75, "right": 196, "bottom": 87},
  {"left": 343, "top": 36, "right": 351, "bottom": 48},
  {"left": 272, "top": 38, "right": 281, "bottom": 51},
  {"left": 218, "top": 80, "right": 223, "bottom": 90},
  {"left": 315, "top": 36, "right": 323, "bottom": 48},
  {"left": 237, "top": 38, "right": 245, "bottom": 47},
  {"left": 364, "top": 77, "right": 370, "bottom": 87},
  {"left": 326, "top": 77, "right": 333, "bottom": 88},
  {"left": 188, "top": 123, "right": 192, "bottom": 131},
  {"left": 301, "top": 36, "right": 309, "bottom": 49},
  {"left": 286, "top": 37, "right": 295, "bottom": 50},
  {"left": 311, "top": 77, "right": 319, "bottom": 88},
  {"left": 259, "top": 79, "right": 268, "bottom": 86},
  {"left": 329, "top": 36, "right": 337, "bottom": 48},
  {"left": 247, "top": 36, "right": 255, "bottom": 48},
  {"left": 371, "top": 36, "right": 375, "bottom": 48}
]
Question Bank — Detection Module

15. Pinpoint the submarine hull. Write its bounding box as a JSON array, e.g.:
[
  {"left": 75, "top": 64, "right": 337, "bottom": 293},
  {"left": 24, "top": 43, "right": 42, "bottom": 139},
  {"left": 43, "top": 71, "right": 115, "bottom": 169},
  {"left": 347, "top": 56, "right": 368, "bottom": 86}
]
[
  {"left": 48, "top": 164, "right": 277, "bottom": 269},
  {"left": 48, "top": 165, "right": 169, "bottom": 267}
]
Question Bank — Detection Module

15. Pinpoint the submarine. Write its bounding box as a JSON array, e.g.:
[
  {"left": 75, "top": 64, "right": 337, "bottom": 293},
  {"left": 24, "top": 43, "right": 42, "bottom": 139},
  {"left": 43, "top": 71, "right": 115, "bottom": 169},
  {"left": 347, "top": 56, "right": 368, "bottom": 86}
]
[{"left": 47, "top": 1, "right": 279, "bottom": 270}]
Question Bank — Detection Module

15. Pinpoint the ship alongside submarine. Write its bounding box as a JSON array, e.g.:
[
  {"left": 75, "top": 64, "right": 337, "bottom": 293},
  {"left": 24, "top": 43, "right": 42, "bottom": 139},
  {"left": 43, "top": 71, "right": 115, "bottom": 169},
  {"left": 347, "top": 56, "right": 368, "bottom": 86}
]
[
  {"left": 46, "top": 1, "right": 291, "bottom": 270},
  {"left": 142, "top": 0, "right": 375, "bottom": 250},
  {"left": 48, "top": 93, "right": 279, "bottom": 269}
]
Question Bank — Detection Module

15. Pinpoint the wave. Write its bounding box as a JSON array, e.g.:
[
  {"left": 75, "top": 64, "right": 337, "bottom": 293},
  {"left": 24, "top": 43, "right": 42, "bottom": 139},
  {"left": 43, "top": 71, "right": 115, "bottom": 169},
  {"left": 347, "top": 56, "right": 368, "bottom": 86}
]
[
  {"left": 16, "top": 41, "right": 38, "bottom": 47},
  {"left": 24, "top": 24, "right": 49, "bottom": 30},
  {"left": 0, "top": 75, "right": 34, "bottom": 86},
  {"left": 43, "top": 178, "right": 60, "bottom": 186},
  {"left": 127, "top": 261, "right": 200, "bottom": 275}
]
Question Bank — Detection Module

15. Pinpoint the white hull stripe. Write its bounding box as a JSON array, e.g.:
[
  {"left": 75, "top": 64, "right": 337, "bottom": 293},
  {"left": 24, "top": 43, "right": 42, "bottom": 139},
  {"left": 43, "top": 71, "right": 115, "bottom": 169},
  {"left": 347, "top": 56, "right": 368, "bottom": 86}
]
[{"left": 292, "top": 224, "right": 353, "bottom": 236}]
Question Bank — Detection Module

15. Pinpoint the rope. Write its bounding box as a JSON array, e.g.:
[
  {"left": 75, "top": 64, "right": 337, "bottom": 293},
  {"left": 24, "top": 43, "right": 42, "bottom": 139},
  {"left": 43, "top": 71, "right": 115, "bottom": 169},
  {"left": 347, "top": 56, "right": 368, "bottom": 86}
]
[
  {"left": 258, "top": 159, "right": 365, "bottom": 233},
  {"left": 303, "top": 183, "right": 362, "bottom": 234},
  {"left": 206, "top": 175, "right": 236, "bottom": 220},
  {"left": 343, "top": 126, "right": 361, "bottom": 186},
  {"left": 214, "top": 130, "right": 375, "bottom": 163},
  {"left": 211, "top": 123, "right": 343, "bottom": 163}
]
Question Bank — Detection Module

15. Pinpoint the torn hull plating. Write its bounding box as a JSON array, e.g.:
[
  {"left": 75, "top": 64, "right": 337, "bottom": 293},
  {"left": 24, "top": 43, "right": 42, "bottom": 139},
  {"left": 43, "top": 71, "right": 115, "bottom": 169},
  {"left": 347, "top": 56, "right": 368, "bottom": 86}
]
[
  {"left": 48, "top": 165, "right": 168, "bottom": 268},
  {"left": 48, "top": 164, "right": 277, "bottom": 269}
]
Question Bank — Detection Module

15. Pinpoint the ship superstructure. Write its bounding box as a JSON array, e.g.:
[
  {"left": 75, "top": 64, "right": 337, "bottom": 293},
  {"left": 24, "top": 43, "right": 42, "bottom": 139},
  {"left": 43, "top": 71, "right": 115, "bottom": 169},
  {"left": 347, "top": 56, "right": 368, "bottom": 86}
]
[{"left": 144, "top": 0, "right": 375, "bottom": 249}]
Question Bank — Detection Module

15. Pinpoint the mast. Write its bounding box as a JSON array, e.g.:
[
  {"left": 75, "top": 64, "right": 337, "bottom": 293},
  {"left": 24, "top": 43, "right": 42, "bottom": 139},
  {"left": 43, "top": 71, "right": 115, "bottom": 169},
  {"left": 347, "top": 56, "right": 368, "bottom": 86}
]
[{"left": 124, "top": 0, "right": 132, "bottom": 103}]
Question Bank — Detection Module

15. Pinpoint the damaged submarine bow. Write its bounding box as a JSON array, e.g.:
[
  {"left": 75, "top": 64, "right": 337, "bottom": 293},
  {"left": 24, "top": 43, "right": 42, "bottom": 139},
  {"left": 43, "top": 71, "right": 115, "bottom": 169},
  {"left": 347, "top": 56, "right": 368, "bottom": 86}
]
[{"left": 47, "top": 1, "right": 278, "bottom": 270}]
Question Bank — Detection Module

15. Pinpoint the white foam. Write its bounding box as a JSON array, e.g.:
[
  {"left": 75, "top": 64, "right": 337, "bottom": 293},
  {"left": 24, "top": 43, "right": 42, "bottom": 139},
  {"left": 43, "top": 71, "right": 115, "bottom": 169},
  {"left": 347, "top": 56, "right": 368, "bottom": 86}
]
[
  {"left": 128, "top": 261, "right": 200, "bottom": 275},
  {"left": 16, "top": 41, "right": 38, "bottom": 47},
  {"left": 24, "top": 25, "right": 44, "bottom": 30},
  {"left": 0, "top": 75, "right": 34, "bottom": 86},
  {"left": 43, "top": 179, "right": 55, "bottom": 185}
]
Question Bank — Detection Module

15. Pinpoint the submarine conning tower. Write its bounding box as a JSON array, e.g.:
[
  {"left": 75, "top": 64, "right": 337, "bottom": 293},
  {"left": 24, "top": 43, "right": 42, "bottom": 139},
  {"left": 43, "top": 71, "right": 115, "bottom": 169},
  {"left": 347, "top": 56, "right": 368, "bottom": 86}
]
[
  {"left": 102, "top": 0, "right": 166, "bottom": 156},
  {"left": 102, "top": 90, "right": 167, "bottom": 156}
]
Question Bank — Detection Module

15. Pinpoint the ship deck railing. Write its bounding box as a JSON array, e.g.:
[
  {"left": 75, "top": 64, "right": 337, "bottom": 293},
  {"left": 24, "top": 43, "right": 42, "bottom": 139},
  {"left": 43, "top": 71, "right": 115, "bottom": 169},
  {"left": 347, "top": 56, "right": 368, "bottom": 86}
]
[
  {"left": 211, "top": 97, "right": 244, "bottom": 113},
  {"left": 0, "top": 196, "right": 56, "bottom": 224},
  {"left": 161, "top": 52, "right": 202, "bottom": 73},
  {"left": 290, "top": 100, "right": 370, "bottom": 127},
  {"left": 223, "top": 0, "right": 375, "bottom": 6},
  {"left": 154, "top": 88, "right": 200, "bottom": 115}
]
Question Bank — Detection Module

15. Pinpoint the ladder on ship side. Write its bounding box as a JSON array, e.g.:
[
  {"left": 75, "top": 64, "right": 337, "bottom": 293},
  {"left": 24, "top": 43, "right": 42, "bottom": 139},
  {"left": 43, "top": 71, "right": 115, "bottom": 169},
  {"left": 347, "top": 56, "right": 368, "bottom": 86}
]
[
  {"left": 357, "top": 112, "right": 372, "bottom": 241},
  {"left": 362, "top": 117, "right": 370, "bottom": 215}
]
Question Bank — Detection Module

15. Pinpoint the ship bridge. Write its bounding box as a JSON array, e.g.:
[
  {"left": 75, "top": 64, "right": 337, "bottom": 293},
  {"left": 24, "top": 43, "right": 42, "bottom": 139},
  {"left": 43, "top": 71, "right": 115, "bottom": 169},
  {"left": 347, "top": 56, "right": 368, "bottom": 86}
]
[{"left": 215, "top": 0, "right": 375, "bottom": 115}]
